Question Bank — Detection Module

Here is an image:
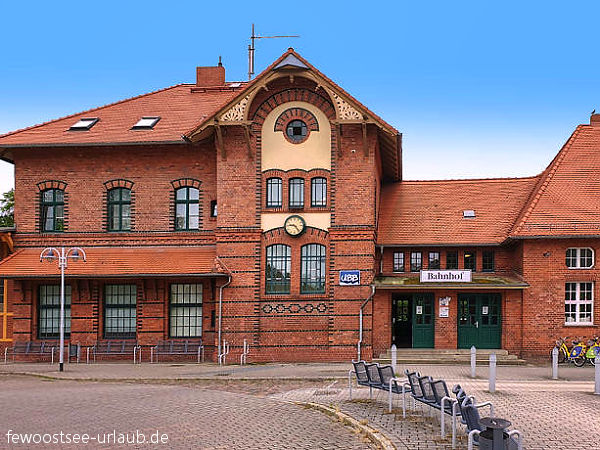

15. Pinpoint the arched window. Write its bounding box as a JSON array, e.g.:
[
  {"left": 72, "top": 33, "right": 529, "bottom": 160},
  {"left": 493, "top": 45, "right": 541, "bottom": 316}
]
[
  {"left": 175, "top": 187, "right": 200, "bottom": 230},
  {"left": 266, "top": 177, "right": 283, "bottom": 208},
  {"left": 311, "top": 177, "right": 327, "bottom": 207},
  {"left": 40, "top": 189, "right": 65, "bottom": 232},
  {"left": 289, "top": 178, "right": 304, "bottom": 208},
  {"left": 301, "top": 244, "right": 326, "bottom": 294},
  {"left": 266, "top": 244, "right": 291, "bottom": 294},
  {"left": 107, "top": 188, "right": 131, "bottom": 231}
]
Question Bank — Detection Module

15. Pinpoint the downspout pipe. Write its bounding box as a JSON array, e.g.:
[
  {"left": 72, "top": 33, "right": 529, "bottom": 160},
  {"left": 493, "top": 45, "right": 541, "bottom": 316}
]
[
  {"left": 358, "top": 284, "right": 376, "bottom": 362},
  {"left": 216, "top": 257, "right": 233, "bottom": 360}
]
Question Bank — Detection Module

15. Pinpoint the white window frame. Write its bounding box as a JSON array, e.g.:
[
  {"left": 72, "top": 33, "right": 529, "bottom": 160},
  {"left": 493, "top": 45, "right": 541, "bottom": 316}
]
[
  {"left": 566, "top": 247, "right": 594, "bottom": 269},
  {"left": 564, "top": 281, "right": 594, "bottom": 325},
  {"left": 393, "top": 252, "right": 404, "bottom": 273}
]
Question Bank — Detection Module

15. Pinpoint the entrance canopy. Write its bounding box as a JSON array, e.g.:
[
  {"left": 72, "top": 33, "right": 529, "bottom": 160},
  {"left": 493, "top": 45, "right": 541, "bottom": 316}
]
[
  {"left": 0, "top": 246, "right": 226, "bottom": 278},
  {"left": 374, "top": 274, "right": 529, "bottom": 290}
]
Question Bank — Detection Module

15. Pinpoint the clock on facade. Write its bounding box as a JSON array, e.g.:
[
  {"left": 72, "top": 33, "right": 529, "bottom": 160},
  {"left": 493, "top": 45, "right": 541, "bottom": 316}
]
[{"left": 284, "top": 215, "right": 306, "bottom": 237}]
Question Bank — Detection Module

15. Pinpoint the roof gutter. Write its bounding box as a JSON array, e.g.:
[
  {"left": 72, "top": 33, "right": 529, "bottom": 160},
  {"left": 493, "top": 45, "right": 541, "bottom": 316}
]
[
  {"left": 0, "top": 140, "right": 187, "bottom": 149},
  {"left": 216, "top": 257, "right": 233, "bottom": 362}
]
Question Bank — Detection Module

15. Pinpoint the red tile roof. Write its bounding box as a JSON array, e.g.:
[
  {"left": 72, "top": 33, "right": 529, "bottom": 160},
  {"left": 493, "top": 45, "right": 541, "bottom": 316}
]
[
  {"left": 378, "top": 177, "right": 540, "bottom": 246},
  {"left": 0, "top": 84, "right": 242, "bottom": 148},
  {"left": 0, "top": 246, "right": 224, "bottom": 278},
  {"left": 512, "top": 124, "right": 600, "bottom": 237},
  {"left": 0, "top": 49, "right": 402, "bottom": 180}
]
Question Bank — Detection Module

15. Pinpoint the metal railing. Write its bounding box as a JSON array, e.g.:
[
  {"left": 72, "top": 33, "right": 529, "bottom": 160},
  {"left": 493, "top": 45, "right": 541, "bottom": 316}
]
[
  {"left": 218, "top": 340, "right": 230, "bottom": 365},
  {"left": 240, "top": 339, "right": 250, "bottom": 365}
]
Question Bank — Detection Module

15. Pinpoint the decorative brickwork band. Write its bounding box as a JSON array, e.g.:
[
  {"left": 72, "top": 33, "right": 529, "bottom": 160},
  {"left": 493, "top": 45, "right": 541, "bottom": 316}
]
[
  {"left": 103, "top": 179, "right": 134, "bottom": 190},
  {"left": 261, "top": 302, "right": 328, "bottom": 314},
  {"left": 36, "top": 180, "right": 67, "bottom": 191},
  {"left": 170, "top": 178, "right": 202, "bottom": 189},
  {"left": 274, "top": 107, "right": 319, "bottom": 132}
]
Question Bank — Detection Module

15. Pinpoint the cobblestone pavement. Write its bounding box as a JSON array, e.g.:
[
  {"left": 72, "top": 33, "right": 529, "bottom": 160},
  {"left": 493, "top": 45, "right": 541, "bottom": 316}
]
[
  {"left": 0, "top": 376, "right": 373, "bottom": 449},
  {"left": 1, "top": 362, "right": 599, "bottom": 449},
  {"left": 1, "top": 361, "right": 597, "bottom": 382},
  {"left": 274, "top": 375, "right": 600, "bottom": 450}
]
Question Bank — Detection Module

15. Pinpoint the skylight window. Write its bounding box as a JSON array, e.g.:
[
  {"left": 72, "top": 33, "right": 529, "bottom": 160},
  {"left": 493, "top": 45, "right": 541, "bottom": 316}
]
[
  {"left": 463, "top": 210, "right": 476, "bottom": 218},
  {"left": 132, "top": 116, "right": 160, "bottom": 130},
  {"left": 69, "top": 118, "right": 98, "bottom": 131}
]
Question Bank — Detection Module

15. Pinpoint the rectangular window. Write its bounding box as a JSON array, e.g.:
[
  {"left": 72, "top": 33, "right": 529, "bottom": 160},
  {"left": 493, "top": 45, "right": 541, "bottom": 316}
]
[
  {"left": 566, "top": 248, "right": 594, "bottom": 269},
  {"left": 210, "top": 200, "right": 217, "bottom": 217},
  {"left": 410, "top": 252, "right": 422, "bottom": 272},
  {"left": 482, "top": 251, "right": 495, "bottom": 272},
  {"left": 446, "top": 251, "right": 458, "bottom": 270},
  {"left": 428, "top": 252, "right": 440, "bottom": 270},
  {"left": 266, "top": 178, "right": 282, "bottom": 208},
  {"left": 266, "top": 245, "right": 291, "bottom": 294},
  {"left": 107, "top": 188, "right": 131, "bottom": 231},
  {"left": 104, "top": 284, "right": 137, "bottom": 339},
  {"left": 301, "top": 244, "right": 326, "bottom": 294},
  {"left": 464, "top": 250, "right": 476, "bottom": 271},
  {"left": 175, "top": 187, "right": 200, "bottom": 231},
  {"left": 289, "top": 178, "right": 304, "bottom": 208},
  {"left": 565, "top": 282, "right": 593, "bottom": 324},
  {"left": 311, "top": 177, "right": 327, "bottom": 207},
  {"left": 0, "top": 279, "right": 3, "bottom": 310},
  {"left": 393, "top": 252, "right": 404, "bottom": 272},
  {"left": 41, "top": 189, "right": 65, "bottom": 232},
  {"left": 38, "top": 285, "right": 71, "bottom": 339},
  {"left": 170, "top": 284, "right": 203, "bottom": 338}
]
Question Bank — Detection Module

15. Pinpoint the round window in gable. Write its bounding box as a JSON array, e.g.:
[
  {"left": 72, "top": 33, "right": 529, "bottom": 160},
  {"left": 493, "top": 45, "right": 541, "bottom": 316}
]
[{"left": 286, "top": 120, "right": 308, "bottom": 143}]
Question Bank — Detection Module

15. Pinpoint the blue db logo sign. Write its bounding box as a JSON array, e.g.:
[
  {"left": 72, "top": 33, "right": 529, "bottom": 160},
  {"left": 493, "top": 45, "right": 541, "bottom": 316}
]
[{"left": 339, "top": 270, "right": 360, "bottom": 286}]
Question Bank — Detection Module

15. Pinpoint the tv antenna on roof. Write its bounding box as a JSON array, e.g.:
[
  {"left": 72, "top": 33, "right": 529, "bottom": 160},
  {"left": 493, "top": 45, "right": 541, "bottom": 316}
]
[{"left": 248, "top": 24, "right": 299, "bottom": 80}]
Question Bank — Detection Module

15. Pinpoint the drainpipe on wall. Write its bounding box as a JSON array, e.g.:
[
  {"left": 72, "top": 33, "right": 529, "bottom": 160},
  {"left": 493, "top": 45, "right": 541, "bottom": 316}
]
[
  {"left": 358, "top": 284, "right": 376, "bottom": 361},
  {"left": 216, "top": 257, "right": 232, "bottom": 360}
]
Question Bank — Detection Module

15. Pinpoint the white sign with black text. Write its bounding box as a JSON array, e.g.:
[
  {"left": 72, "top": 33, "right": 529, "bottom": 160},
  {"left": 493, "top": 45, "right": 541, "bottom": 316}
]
[{"left": 420, "top": 270, "right": 472, "bottom": 283}]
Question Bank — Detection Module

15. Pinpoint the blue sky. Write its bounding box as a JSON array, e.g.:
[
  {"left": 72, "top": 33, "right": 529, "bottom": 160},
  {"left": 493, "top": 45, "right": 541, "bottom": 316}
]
[{"left": 1, "top": 0, "right": 599, "bottom": 194}]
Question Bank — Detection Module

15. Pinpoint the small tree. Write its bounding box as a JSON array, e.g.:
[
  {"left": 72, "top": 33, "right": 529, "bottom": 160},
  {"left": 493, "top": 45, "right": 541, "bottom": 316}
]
[{"left": 0, "top": 189, "right": 14, "bottom": 227}]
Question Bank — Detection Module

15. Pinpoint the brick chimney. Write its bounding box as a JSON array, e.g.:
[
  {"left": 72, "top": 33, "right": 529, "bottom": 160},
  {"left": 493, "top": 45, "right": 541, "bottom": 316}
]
[
  {"left": 591, "top": 113, "right": 600, "bottom": 127},
  {"left": 196, "top": 60, "right": 225, "bottom": 87}
]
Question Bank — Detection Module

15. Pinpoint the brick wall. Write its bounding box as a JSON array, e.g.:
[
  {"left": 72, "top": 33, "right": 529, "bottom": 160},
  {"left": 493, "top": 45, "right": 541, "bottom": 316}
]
[
  {"left": 14, "top": 143, "right": 217, "bottom": 235},
  {"left": 521, "top": 238, "right": 600, "bottom": 359}
]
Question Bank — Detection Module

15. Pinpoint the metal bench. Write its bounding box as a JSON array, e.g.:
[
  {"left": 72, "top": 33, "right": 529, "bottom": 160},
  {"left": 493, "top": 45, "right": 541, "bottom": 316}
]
[
  {"left": 377, "top": 364, "right": 412, "bottom": 416},
  {"left": 150, "top": 340, "right": 204, "bottom": 363},
  {"left": 4, "top": 341, "right": 57, "bottom": 364},
  {"left": 460, "top": 393, "right": 522, "bottom": 450},
  {"left": 86, "top": 341, "right": 141, "bottom": 364},
  {"left": 348, "top": 360, "right": 370, "bottom": 399},
  {"left": 453, "top": 384, "right": 498, "bottom": 449}
]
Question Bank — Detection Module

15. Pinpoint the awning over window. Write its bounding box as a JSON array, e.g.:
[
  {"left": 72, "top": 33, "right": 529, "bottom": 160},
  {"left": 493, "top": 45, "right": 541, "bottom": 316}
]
[
  {"left": 0, "top": 246, "right": 226, "bottom": 279},
  {"left": 374, "top": 275, "right": 529, "bottom": 290}
]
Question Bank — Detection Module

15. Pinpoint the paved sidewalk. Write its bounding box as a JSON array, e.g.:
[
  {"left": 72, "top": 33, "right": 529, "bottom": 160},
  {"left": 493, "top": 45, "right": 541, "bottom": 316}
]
[
  {"left": 275, "top": 376, "right": 600, "bottom": 450},
  {"left": 0, "top": 361, "right": 597, "bottom": 382},
  {"left": 2, "top": 362, "right": 599, "bottom": 449},
  {"left": 0, "top": 376, "right": 373, "bottom": 449}
]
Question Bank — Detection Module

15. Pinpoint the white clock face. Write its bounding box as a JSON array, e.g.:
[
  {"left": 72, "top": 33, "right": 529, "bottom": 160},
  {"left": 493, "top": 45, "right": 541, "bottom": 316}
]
[{"left": 285, "top": 215, "right": 305, "bottom": 236}]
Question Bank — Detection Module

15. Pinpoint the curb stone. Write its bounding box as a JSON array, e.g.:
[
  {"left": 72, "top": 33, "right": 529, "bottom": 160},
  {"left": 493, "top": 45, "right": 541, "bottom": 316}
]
[{"left": 294, "top": 401, "right": 396, "bottom": 450}]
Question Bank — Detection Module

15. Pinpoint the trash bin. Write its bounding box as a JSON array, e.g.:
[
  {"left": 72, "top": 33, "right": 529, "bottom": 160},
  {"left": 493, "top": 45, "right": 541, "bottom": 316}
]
[{"left": 479, "top": 417, "right": 517, "bottom": 450}]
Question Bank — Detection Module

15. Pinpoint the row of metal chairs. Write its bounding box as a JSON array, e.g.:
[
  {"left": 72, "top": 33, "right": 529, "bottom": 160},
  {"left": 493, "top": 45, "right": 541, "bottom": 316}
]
[{"left": 349, "top": 361, "right": 522, "bottom": 449}]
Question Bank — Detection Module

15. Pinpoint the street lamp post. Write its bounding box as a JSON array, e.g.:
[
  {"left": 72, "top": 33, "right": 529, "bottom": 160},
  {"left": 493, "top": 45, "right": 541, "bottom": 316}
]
[{"left": 40, "top": 247, "right": 86, "bottom": 372}]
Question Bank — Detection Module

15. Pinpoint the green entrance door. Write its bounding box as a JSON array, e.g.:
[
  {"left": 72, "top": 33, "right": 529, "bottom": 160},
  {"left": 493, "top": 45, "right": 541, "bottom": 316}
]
[
  {"left": 458, "top": 293, "right": 501, "bottom": 349},
  {"left": 412, "top": 293, "right": 435, "bottom": 348}
]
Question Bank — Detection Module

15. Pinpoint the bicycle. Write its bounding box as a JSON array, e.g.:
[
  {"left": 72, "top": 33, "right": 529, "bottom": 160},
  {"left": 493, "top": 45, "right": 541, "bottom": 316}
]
[
  {"left": 551, "top": 337, "right": 587, "bottom": 366},
  {"left": 550, "top": 337, "right": 570, "bottom": 364},
  {"left": 569, "top": 338, "right": 587, "bottom": 367},
  {"left": 584, "top": 337, "right": 600, "bottom": 366}
]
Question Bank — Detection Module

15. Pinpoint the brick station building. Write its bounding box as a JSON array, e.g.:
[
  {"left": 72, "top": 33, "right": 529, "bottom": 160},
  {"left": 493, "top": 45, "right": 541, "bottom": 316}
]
[{"left": 0, "top": 49, "right": 599, "bottom": 362}]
